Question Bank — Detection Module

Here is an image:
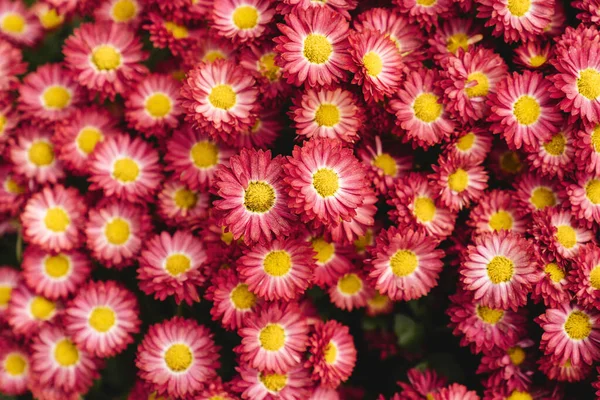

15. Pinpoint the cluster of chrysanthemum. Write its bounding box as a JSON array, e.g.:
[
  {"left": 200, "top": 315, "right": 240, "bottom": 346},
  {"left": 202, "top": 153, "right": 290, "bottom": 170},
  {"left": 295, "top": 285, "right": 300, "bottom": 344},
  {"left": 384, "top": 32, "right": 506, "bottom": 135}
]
[{"left": 2, "top": 0, "right": 600, "bottom": 398}]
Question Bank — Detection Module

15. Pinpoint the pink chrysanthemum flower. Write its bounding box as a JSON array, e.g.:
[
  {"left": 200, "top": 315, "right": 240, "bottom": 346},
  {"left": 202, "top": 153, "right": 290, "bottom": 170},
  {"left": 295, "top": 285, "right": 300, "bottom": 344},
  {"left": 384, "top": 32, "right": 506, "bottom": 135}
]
[
  {"left": 568, "top": 171, "right": 600, "bottom": 224},
  {"left": 526, "top": 124, "right": 575, "bottom": 179},
  {"left": 277, "top": 0, "right": 357, "bottom": 17},
  {"left": 0, "top": 266, "right": 19, "bottom": 321},
  {"left": 65, "top": 280, "right": 140, "bottom": 358},
  {"left": 467, "top": 190, "right": 529, "bottom": 236},
  {"left": 283, "top": 138, "right": 367, "bottom": 228},
  {"left": 63, "top": 21, "right": 148, "bottom": 100},
  {"left": 513, "top": 172, "right": 566, "bottom": 212},
  {"left": 195, "top": 378, "right": 239, "bottom": 400},
  {"left": 433, "top": 384, "right": 480, "bottom": 400},
  {"left": 461, "top": 231, "right": 537, "bottom": 311},
  {"left": 21, "top": 184, "right": 86, "bottom": 252},
  {"left": 238, "top": 302, "right": 308, "bottom": 374},
  {"left": 368, "top": 227, "right": 444, "bottom": 301},
  {"left": 0, "top": 102, "right": 20, "bottom": 153},
  {"left": 306, "top": 320, "right": 356, "bottom": 388},
  {"left": 447, "top": 289, "right": 527, "bottom": 354},
  {"left": 239, "top": 43, "right": 290, "bottom": 102},
  {"left": 214, "top": 148, "right": 295, "bottom": 244},
  {"left": 156, "top": 180, "right": 210, "bottom": 229},
  {"left": 290, "top": 87, "right": 363, "bottom": 144},
  {"left": 232, "top": 109, "right": 281, "bottom": 150},
  {"left": 0, "top": 39, "right": 26, "bottom": 96},
  {"left": 393, "top": 0, "right": 452, "bottom": 30},
  {"left": 568, "top": 243, "right": 600, "bottom": 309},
  {"left": 18, "top": 63, "right": 82, "bottom": 124},
  {"left": 188, "top": 36, "right": 236, "bottom": 67},
  {"left": 538, "top": 354, "right": 591, "bottom": 382},
  {"left": 212, "top": 0, "right": 275, "bottom": 43},
  {"left": 9, "top": 125, "right": 65, "bottom": 184},
  {"left": 348, "top": 29, "right": 403, "bottom": 103},
  {"left": 398, "top": 368, "right": 447, "bottom": 400},
  {"left": 308, "top": 235, "right": 353, "bottom": 288},
  {"left": 531, "top": 255, "right": 571, "bottom": 308},
  {"left": 428, "top": 18, "right": 483, "bottom": 61},
  {"left": 94, "top": 0, "right": 143, "bottom": 27},
  {"left": 329, "top": 270, "right": 372, "bottom": 311},
  {"left": 124, "top": 73, "right": 182, "bottom": 138},
  {"left": 30, "top": 3, "right": 65, "bottom": 32},
  {"left": 432, "top": 156, "right": 489, "bottom": 211},
  {"left": 144, "top": 14, "right": 202, "bottom": 59},
  {"left": 389, "top": 69, "right": 455, "bottom": 149},
  {"left": 0, "top": 340, "right": 29, "bottom": 395},
  {"left": 205, "top": 268, "right": 260, "bottom": 331},
  {"left": 6, "top": 285, "right": 60, "bottom": 337},
  {"left": 237, "top": 238, "right": 314, "bottom": 301},
  {"left": 439, "top": 47, "right": 508, "bottom": 123},
  {"left": 388, "top": 172, "right": 457, "bottom": 240},
  {"left": 478, "top": 339, "right": 535, "bottom": 392},
  {"left": 21, "top": 246, "right": 91, "bottom": 300},
  {"left": 53, "top": 106, "right": 119, "bottom": 175},
  {"left": 366, "top": 290, "right": 394, "bottom": 317},
  {"left": 514, "top": 41, "right": 553, "bottom": 70},
  {"left": 89, "top": 133, "right": 162, "bottom": 204},
  {"left": 180, "top": 59, "right": 258, "bottom": 139},
  {"left": 488, "top": 71, "right": 562, "bottom": 150},
  {"left": 475, "top": 0, "right": 553, "bottom": 42},
  {"left": 328, "top": 189, "right": 377, "bottom": 244},
  {"left": 274, "top": 7, "right": 353, "bottom": 87},
  {"left": 357, "top": 136, "right": 412, "bottom": 195},
  {"left": 138, "top": 230, "right": 206, "bottom": 305},
  {"left": 0, "top": 165, "right": 27, "bottom": 216},
  {"left": 136, "top": 317, "right": 220, "bottom": 399},
  {"left": 487, "top": 139, "right": 526, "bottom": 181},
  {"left": 574, "top": 121, "right": 600, "bottom": 175},
  {"left": 234, "top": 362, "right": 312, "bottom": 400},
  {"left": 85, "top": 200, "right": 151, "bottom": 268},
  {"left": 0, "top": 0, "right": 42, "bottom": 46},
  {"left": 538, "top": 303, "right": 600, "bottom": 366}
]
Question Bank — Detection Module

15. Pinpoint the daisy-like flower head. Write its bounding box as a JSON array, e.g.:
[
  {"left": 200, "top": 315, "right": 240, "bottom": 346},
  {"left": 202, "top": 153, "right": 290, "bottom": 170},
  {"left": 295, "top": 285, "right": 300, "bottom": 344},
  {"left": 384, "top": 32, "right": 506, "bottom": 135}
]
[
  {"left": 30, "top": 325, "right": 101, "bottom": 394},
  {"left": 144, "top": 14, "right": 202, "bottom": 59},
  {"left": 234, "top": 362, "right": 312, "bottom": 400},
  {"left": 212, "top": 0, "right": 275, "bottom": 43},
  {"left": 526, "top": 123, "right": 575, "bottom": 180},
  {"left": 89, "top": 133, "right": 162, "bottom": 203},
  {"left": 442, "top": 128, "right": 493, "bottom": 164},
  {"left": 538, "top": 354, "right": 591, "bottom": 383},
  {"left": 165, "top": 124, "right": 234, "bottom": 191},
  {"left": 0, "top": 38, "right": 26, "bottom": 95},
  {"left": 21, "top": 184, "right": 86, "bottom": 252},
  {"left": 22, "top": 246, "right": 91, "bottom": 301},
  {"left": 329, "top": 269, "right": 371, "bottom": 311},
  {"left": 348, "top": 29, "right": 403, "bottom": 103},
  {"left": 432, "top": 155, "right": 489, "bottom": 212},
  {"left": 0, "top": 0, "right": 42, "bottom": 46},
  {"left": 273, "top": 7, "right": 354, "bottom": 87},
  {"left": 439, "top": 47, "right": 508, "bottom": 123},
  {"left": 277, "top": 0, "right": 358, "bottom": 18},
  {"left": 180, "top": 59, "right": 258, "bottom": 139},
  {"left": 138, "top": 230, "right": 206, "bottom": 305},
  {"left": 488, "top": 70, "right": 562, "bottom": 151},
  {"left": 467, "top": 190, "right": 530, "bottom": 237},
  {"left": 432, "top": 384, "right": 480, "bottom": 400},
  {"left": 283, "top": 138, "right": 367, "bottom": 228},
  {"left": 290, "top": 86, "right": 364, "bottom": 144},
  {"left": 9, "top": 125, "right": 65, "bottom": 184},
  {"left": 538, "top": 303, "right": 600, "bottom": 366},
  {"left": 18, "top": 63, "right": 83, "bottom": 124},
  {"left": 366, "top": 290, "right": 394, "bottom": 317},
  {"left": 428, "top": 18, "right": 483, "bottom": 61},
  {"left": 94, "top": 0, "right": 143, "bottom": 27},
  {"left": 0, "top": 266, "right": 19, "bottom": 321},
  {"left": 308, "top": 234, "right": 353, "bottom": 288},
  {"left": 6, "top": 284, "right": 60, "bottom": 337},
  {"left": 306, "top": 320, "right": 356, "bottom": 388},
  {"left": 573, "top": 0, "right": 600, "bottom": 25},
  {"left": 65, "top": 280, "right": 140, "bottom": 358},
  {"left": 136, "top": 317, "right": 220, "bottom": 398},
  {"left": 574, "top": 121, "right": 600, "bottom": 176},
  {"left": 461, "top": 231, "right": 538, "bottom": 311},
  {"left": 186, "top": 36, "right": 236, "bottom": 69},
  {"left": 238, "top": 301, "right": 308, "bottom": 374},
  {"left": 554, "top": 25, "right": 600, "bottom": 55},
  {"left": 357, "top": 136, "right": 412, "bottom": 195},
  {"left": 514, "top": 41, "right": 553, "bottom": 70},
  {"left": 0, "top": 340, "right": 29, "bottom": 395},
  {"left": 195, "top": 378, "right": 239, "bottom": 400},
  {"left": 63, "top": 21, "right": 148, "bottom": 100},
  {"left": 447, "top": 289, "right": 527, "bottom": 354},
  {"left": 214, "top": 148, "right": 296, "bottom": 244},
  {"left": 398, "top": 367, "right": 447, "bottom": 400},
  {"left": 475, "top": 0, "right": 553, "bottom": 43},
  {"left": 568, "top": 171, "right": 600, "bottom": 224},
  {"left": 238, "top": 237, "right": 314, "bottom": 301},
  {"left": 513, "top": 172, "right": 566, "bottom": 213},
  {"left": 232, "top": 108, "right": 281, "bottom": 150},
  {"left": 85, "top": 199, "right": 152, "bottom": 268},
  {"left": 30, "top": 3, "right": 65, "bottom": 31},
  {"left": 124, "top": 73, "right": 182, "bottom": 138},
  {"left": 393, "top": 0, "right": 452, "bottom": 30},
  {"left": 531, "top": 255, "right": 571, "bottom": 308},
  {"left": 389, "top": 68, "right": 455, "bottom": 149},
  {"left": 0, "top": 165, "right": 27, "bottom": 216},
  {"left": 478, "top": 339, "right": 535, "bottom": 392},
  {"left": 156, "top": 180, "right": 210, "bottom": 229},
  {"left": 205, "top": 268, "right": 260, "bottom": 331},
  {"left": 487, "top": 139, "right": 525, "bottom": 181},
  {"left": 568, "top": 243, "right": 600, "bottom": 309},
  {"left": 328, "top": 188, "right": 377, "bottom": 244},
  {"left": 368, "top": 227, "right": 444, "bottom": 301},
  {"left": 239, "top": 43, "right": 290, "bottom": 102}
]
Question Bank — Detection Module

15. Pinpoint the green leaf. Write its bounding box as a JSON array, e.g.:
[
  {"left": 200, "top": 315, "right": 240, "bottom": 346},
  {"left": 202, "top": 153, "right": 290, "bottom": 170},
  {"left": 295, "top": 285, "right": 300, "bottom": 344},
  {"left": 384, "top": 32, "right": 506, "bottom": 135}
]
[{"left": 394, "top": 314, "right": 421, "bottom": 348}]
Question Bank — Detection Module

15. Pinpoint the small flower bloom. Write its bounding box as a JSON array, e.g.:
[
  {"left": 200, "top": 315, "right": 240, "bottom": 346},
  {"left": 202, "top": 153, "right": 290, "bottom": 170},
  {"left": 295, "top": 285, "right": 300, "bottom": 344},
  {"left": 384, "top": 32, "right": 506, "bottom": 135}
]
[
  {"left": 433, "top": 384, "right": 480, "bottom": 400},
  {"left": 398, "top": 368, "right": 447, "bottom": 400},
  {"left": 239, "top": 43, "right": 290, "bottom": 102},
  {"left": 94, "top": 0, "right": 143, "bottom": 26},
  {"left": 144, "top": 14, "right": 201, "bottom": 59},
  {"left": 329, "top": 270, "right": 372, "bottom": 311},
  {"left": 467, "top": 190, "right": 529, "bottom": 236},
  {"left": 513, "top": 172, "right": 566, "bottom": 212},
  {"left": 308, "top": 235, "right": 353, "bottom": 288},
  {"left": 526, "top": 124, "right": 575, "bottom": 179},
  {"left": 0, "top": 266, "right": 19, "bottom": 322},
  {"left": 7, "top": 284, "right": 60, "bottom": 337},
  {"left": 0, "top": 165, "right": 27, "bottom": 216},
  {"left": 357, "top": 136, "right": 413, "bottom": 195},
  {"left": 432, "top": 156, "right": 489, "bottom": 211},
  {"left": 328, "top": 189, "right": 377, "bottom": 244},
  {"left": 393, "top": 0, "right": 452, "bottom": 30},
  {"left": 0, "top": 0, "right": 42, "bottom": 46},
  {"left": 428, "top": 18, "right": 483, "bottom": 61},
  {"left": 234, "top": 362, "right": 312, "bottom": 400},
  {"left": 538, "top": 354, "right": 591, "bottom": 382},
  {"left": 531, "top": 256, "right": 571, "bottom": 308},
  {"left": 568, "top": 243, "right": 600, "bottom": 309},
  {"left": 0, "top": 340, "right": 29, "bottom": 395},
  {"left": 475, "top": 0, "right": 553, "bottom": 42},
  {"left": 514, "top": 41, "right": 553, "bottom": 70},
  {"left": 9, "top": 125, "right": 65, "bottom": 184},
  {"left": 156, "top": 180, "right": 210, "bottom": 229},
  {"left": 212, "top": 0, "right": 275, "bottom": 43}
]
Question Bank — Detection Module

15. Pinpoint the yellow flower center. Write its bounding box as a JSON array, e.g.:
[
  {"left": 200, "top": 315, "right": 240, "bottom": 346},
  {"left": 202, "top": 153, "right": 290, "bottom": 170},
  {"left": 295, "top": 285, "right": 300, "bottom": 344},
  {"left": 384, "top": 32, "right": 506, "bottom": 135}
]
[
  {"left": 105, "top": 217, "right": 130, "bottom": 245},
  {"left": 508, "top": 346, "right": 526, "bottom": 365},
  {"left": 112, "top": 157, "right": 139, "bottom": 183},
  {"left": 111, "top": 0, "right": 136, "bottom": 22},
  {"left": 312, "top": 237, "right": 335, "bottom": 264},
  {"left": 363, "top": 51, "right": 383, "bottom": 77},
  {"left": 42, "top": 85, "right": 71, "bottom": 110},
  {"left": 174, "top": 188, "right": 197, "bottom": 209},
  {"left": 44, "top": 207, "right": 70, "bottom": 233},
  {"left": 230, "top": 283, "right": 256, "bottom": 309},
  {"left": 529, "top": 55, "right": 547, "bottom": 68},
  {"left": 221, "top": 227, "right": 234, "bottom": 245},
  {"left": 232, "top": 5, "right": 258, "bottom": 30},
  {"left": 40, "top": 9, "right": 64, "bottom": 29},
  {"left": 44, "top": 254, "right": 70, "bottom": 278},
  {"left": 244, "top": 181, "right": 275, "bottom": 213},
  {"left": 165, "top": 254, "right": 191, "bottom": 276},
  {"left": 88, "top": 306, "right": 116, "bottom": 332},
  {"left": 448, "top": 168, "right": 469, "bottom": 192},
  {"left": 513, "top": 95, "right": 540, "bottom": 125},
  {"left": 259, "top": 53, "right": 280, "bottom": 82},
  {"left": 446, "top": 33, "right": 469, "bottom": 54},
  {"left": 76, "top": 127, "right": 103, "bottom": 155},
  {"left": 54, "top": 339, "right": 79, "bottom": 367},
  {"left": 354, "top": 229, "right": 372, "bottom": 253},
  {"left": 577, "top": 68, "right": 600, "bottom": 100},
  {"left": 303, "top": 34, "right": 332, "bottom": 64},
  {"left": 263, "top": 250, "right": 292, "bottom": 277},
  {"left": 4, "top": 353, "right": 26, "bottom": 376},
  {"left": 312, "top": 168, "right": 339, "bottom": 198},
  {"left": 260, "top": 372, "right": 287, "bottom": 392},
  {"left": 390, "top": 249, "right": 418, "bottom": 277},
  {"left": 203, "top": 50, "right": 226, "bottom": 63},
  {"left": 564, "top": 311, "right": 592, "bottom": 340},
  {"left": 0, "top": 286, "right": 12, "bottom": 307},
  {"left": 507, "top": 391, "right": 533, "bottom": 400},
  {"left": 489, "top": 210, "right": 513, "bottom": 231},
  {"left": 368, "top": 292, "right": 390, "bottom": 308},
  {"left": 164, "top": 343, "right": 193, "bottom": 372},
  {"left": 476, "top": 305, "right": 504, "bottom": 324},
  {"left": 414, "top": 197, "right": 436, "bottom": 223},
  {"left": 372, "top": 153, "right": 397, "bottom": 176},
  {"left": 416, "top": 0, "right": 437, "bottom": 6},
  {"left": 190, "top": 140, "right": 219, "bottom": 169},
  {"left": 30, "top": 296, "right": 55, "bottom": 320},
  {"left": 556, "top": 225, "right": 577, "bottom": 249},
  {"left": 507, "top": 0, "right": 531, "bottom": 16},
  {"left": 456, "top": 132, "right": 475, "bottom": 151},
  {"left": 315, "top": 103, "right": 340, "bottom": 127},
  {"left": 208, "top": 84, "right": 236, "bottom": 110},
  {"left": 586, "top": 179, "right": 600, "bottom": 204},
  {"left": 92, "top": 45, "right": 121, "bottom": 71},
  {"left": 145, "top": 93, "right": 172, "bottom": 118},
  {"left": 324, "top": 341, "right": 337, "bottom": 364},
  {"left": 590, "top": 266, "right": 600, "bottom": 289},
  {"left": 592, "top": 125, "right": 600, "bottom": 153},
  {"left": 5, "top": 178, "right": 24, "bottom": 194},
  {"left": 413, "top": 93, "right": 442, "bottom": 123},
  {"left": 148, "top": 393, "right": 168, "bottom": 400},
  {"left": 28, "top": 141, "right": 54, "bottom": 166},
  {"left": 1, "top": 13, "right": 25, "bottom": 34},
  {"left": 0, "top": 114, "right": 6, "bottom": 134},
  {"left": 164, "top": 21, "right": 188, "bottom": 39},
  {"left": 338, "top": 273, "right": 362, "bottom": 295},
  {"left": 259, "top": 324, "right": 286, "bottom": 351},
  {"left": 543, "top": 132, "right": 566, "bottom": 156},
  {"left": 500, "top": 151, "right": 522, "bottom": 174},
  {"left": 465, "top": 71, "right": 489, "bottom": 98},
  {"left": 486, "top": 255, "right": 514, "bottom": 284},
  {"left": 530, "top": 187, "right": 556, "bottom": 209},
  {"left": 544, "top": 263, "right": 565, "bottom": 283}
]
